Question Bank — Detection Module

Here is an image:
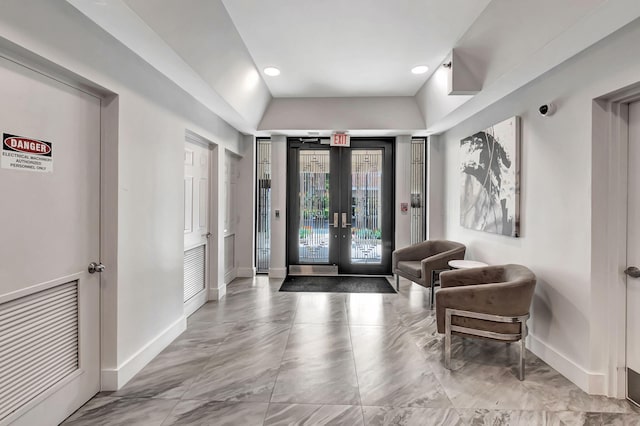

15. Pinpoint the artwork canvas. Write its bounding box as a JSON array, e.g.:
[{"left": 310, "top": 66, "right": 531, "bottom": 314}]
[{"left": 460, "top": 116, "right": 520, "bottom": 237}]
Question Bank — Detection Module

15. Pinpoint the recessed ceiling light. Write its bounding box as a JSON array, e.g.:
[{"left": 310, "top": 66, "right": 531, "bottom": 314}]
[
  {"left": 411, "top": 65, "right": 429, "bottom": 75},
  {"left": 264, "top": 67, "right": 280, "bottom": 76}
]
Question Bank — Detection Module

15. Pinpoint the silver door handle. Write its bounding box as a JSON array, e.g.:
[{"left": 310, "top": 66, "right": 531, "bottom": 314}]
[
  {"left": 88, "top": 262, "right": 105, "bottom": 274},
  {"left": 625, "top": 266, "right": 640, "bottom": 278},
  {"left": 341, "top": 212, "right": 351, "bottom": 228},
  {"left": 202, "top": 232, "right": 212, "bottom": 239},
  {"left": 332, "top": 212, "right": 339, "bottom": 227}
]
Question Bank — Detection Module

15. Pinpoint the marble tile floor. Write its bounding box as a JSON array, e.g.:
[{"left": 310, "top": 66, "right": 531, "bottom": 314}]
[{"left": 63, "top": 276, "right": 639, "bottom": 425}]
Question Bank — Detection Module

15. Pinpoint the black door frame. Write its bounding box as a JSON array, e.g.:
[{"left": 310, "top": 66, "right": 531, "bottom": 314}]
[{"left": 286, "top": 137, "right": 395, "bottom": 275}]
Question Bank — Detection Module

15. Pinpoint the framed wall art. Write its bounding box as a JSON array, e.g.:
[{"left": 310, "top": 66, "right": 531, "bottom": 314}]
[{"left": 459, "top": 116, "right": 520, "bottom": 237}]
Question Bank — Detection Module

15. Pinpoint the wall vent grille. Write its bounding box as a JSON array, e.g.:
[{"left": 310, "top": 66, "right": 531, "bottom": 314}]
[
  {"left": 0, "top": 281, "right": 79, "bottom": 422},
  {"left": 184, "top": 244, "right": 206, "bottom": 302}
]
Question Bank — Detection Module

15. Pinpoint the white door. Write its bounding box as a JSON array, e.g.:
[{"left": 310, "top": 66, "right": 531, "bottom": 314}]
[
  {"left": 0, "top": 57, "right": 100, "bottom": 424},
  {"left": 627, "top": 101, "right": 640, "bottom": 406},
  {"left": 184, "top": 139, "right": 210, "bottom": 316}
]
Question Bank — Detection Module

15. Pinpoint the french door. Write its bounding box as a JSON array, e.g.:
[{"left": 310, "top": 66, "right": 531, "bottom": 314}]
[{"left": 287, "top": 138, "right": 394, "bottom": 275}]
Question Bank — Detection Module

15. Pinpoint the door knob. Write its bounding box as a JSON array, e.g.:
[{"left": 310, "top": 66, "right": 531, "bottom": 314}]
[
  {"left": 624, "top": 266, "right": 640, "bottom": 278},
  {"left": 202, "top": 232, "right": 212, "bottom": 239},
  {"left": 88, "top": 262, "right": 105, "bottom": 274}
]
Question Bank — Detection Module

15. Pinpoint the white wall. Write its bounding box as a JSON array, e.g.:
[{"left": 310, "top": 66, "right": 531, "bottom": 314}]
[
  {"left": 269, "top": 136, "right": 288, "bottom": 278},
  {"left": 395, "top": 136, "right": 412, "bottom": 249},
  {"left": 0, "top": 0, "right": 245, "bottom": 389},
  {"left": 236, "top": 135, "right": 257, "bottom": 277},
  {"left": 438, "top": 18, "right": 640, "bottom": 394},
  {"left": 426, "top": 135, "right": 445, "bottom": 240},
  {"left": 260, "top": 97, "right": 425, "bottom": 132},
  {"left": 415, "top": 64, "right": 471, "bottom": 131}
]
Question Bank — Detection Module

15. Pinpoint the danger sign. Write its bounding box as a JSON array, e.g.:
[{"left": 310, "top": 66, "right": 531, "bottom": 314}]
[
  {"left": 331, "top": 133, "right": 350, "bottom": 147},
  {"left": 1, "top": 133, "right": 53, "bottom": 173}
]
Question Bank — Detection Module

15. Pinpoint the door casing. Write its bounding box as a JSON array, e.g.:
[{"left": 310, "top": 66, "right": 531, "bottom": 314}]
[
  {"left": 593, "top": 84, "right": 640, "bottom": 399},
  {"left": 184, "top": 133, "right": 212, "bottom": 317}
]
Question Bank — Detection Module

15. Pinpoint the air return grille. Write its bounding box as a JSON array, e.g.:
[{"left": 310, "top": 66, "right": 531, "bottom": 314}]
[
  {"left": 184, "top": 245, "right": 206, "bottom": 302},
  {"left": 0, "top": 281, "right": 79, "bottom": 422}
]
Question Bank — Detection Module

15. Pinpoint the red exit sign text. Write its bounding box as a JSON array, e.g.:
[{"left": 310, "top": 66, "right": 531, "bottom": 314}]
[{"left": 331, "top": 133, "right": 350, "bottom": 147}]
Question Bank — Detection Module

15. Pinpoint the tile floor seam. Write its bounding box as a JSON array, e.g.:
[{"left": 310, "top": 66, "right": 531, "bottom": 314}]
[
  {"left": 343, "top": 290, "right": 367, "bottom": 424},
  {"left": 175, "top": 323, "right": 240, "bottom": 402},
  {"left": 414, "top": 339, "right": 455, "bottom": 399},
  {"left": 178, "top": 342, "right": 228, "bottom": 401},
  {"left": 346, "top": 320, "right": 367, "bottom": 425},
  {"left": 406, "top": 322, "right": 466, "bottom": 412},
  {"left": 158, "top": 399, "right": 181, "bottom": 426},
  {"left": 266, "top": 293, "right": 300, "bottom": 407}
]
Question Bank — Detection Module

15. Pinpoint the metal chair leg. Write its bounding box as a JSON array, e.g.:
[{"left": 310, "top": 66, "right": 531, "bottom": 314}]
[
  {"left": 445, "top": 309, "right": 452, "bottom": 369},
  {"left": 519, "top": 318, "right": 527, "bottom": 380},
  {"left": 430, "top": 271, "right": 436, "bottom": 308},
  {"left": 442, "top": 309, "right": 529, "bottom": 379}
]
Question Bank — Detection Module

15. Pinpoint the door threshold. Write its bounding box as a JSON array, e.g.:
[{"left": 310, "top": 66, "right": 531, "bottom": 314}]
[
  {"left": 334, "top": 274, "right": 392, "bottom": 278},
  {"left": 289, "top": 265, "right": 338, "bottom": 276},
  {"left": 288, "top": 265, "right": 391, "bottom": 278}
]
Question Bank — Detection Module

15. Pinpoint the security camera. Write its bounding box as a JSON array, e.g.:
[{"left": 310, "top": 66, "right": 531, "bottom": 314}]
[{"left": 538, "top": 103, "right": 556, "bottom": 117}]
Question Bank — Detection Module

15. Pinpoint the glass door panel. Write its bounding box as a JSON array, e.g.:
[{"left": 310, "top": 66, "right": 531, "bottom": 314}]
[
  {"left": 298, "top": 150, "right": 330, "bottom": 263},
  {"left": 350, "top": 150, "right": 382, "bottom": 265}
]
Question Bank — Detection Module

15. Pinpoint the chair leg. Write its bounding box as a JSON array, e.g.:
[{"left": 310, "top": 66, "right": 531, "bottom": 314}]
[
  {"left": 430, "top": 271, "right": 436, "bottom": 308},
  {"left": 519, "top": 318, "right": 528, "bottom": 380},
  {"left": 395, "top": 274, "right": 399, "bottom": 291},
  {"left": 445, "top": 309, "right": 452, "bottom": 370}
]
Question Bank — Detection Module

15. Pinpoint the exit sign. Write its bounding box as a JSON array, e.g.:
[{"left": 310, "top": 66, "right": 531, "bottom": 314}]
[{"left": 331, "top": 133, "right": 350, "bottom": 147}]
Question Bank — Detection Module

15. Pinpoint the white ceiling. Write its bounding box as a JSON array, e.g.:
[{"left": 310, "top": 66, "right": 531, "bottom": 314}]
[
  {"left": 220, "top": 0, "right": 491, "bottom": 97},
  {"left": 77, "top": 0, "right": 640, "bottom": 134}
]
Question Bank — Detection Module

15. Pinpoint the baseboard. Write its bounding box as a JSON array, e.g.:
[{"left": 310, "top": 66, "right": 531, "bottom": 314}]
[
  {"left": 269, "top": 267, "right": 287, "bottom": 279},
  {"left": 184, "top": 289, "right": 207, "bottom": 317},
  {"left": 237, "top": 267, "right": 256, "bottom": 277},
  {"left": 208, "top": 284, "right": 227, "bottom": 301},
  {"left": 208, "top": 286, "right": 219, "bottom": 301},
  {"left": 527, "top": 333, "right": 606, "bottom": 395},
  {"left": 224, "top": 268, "right": 237, "bottom": 284},
  {"left": 101, "top": 315, "right": 186, "bottom": 391}
]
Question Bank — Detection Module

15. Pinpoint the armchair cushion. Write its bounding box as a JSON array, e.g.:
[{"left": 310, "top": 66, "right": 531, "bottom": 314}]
[{"left": 396, "top": 261, "right": 422, "bottom": 279}]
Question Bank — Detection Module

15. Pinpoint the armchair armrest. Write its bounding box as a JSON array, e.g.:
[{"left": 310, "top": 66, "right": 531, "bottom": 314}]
[
  {"left": 420, "top": 249, "right": 465, "bottom": 281},
  {"left": 392, "top": 241, "right": 434, "bottom": 268}
]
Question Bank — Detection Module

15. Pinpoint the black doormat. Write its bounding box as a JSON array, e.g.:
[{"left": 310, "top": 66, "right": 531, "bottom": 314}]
[{"left": 279, "top": 275, "right": 396, "bottom": 294}]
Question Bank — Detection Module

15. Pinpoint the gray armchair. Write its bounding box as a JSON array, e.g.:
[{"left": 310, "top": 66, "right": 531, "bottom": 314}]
[
  {"left": 392, "top": 240, "right": 466, "bottom": 301},
  {"left": 435, "top": 264, "right": 536, "bottom": 380}
]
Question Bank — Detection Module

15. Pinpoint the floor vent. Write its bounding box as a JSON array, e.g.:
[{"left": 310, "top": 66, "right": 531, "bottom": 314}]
[
  {"left": 184, "top": 245, "right": 206, "bottom": 302},
  {"left": 0, "top": 281, "right": 79, "bottom": 422}
]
